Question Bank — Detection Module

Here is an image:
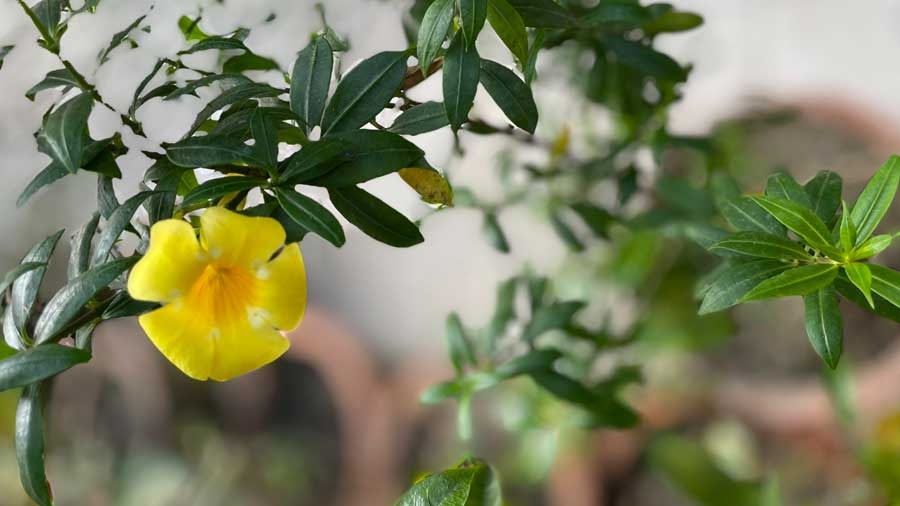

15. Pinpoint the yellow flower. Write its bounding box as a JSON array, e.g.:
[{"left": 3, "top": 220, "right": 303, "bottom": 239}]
[{"left": 127, "top": 207, "right": 306, "bottom": 381}]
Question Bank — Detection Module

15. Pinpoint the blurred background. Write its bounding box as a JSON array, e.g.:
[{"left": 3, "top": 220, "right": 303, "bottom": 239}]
[{"left": 3, "top": 0, "right": 900, "bottom": 504}]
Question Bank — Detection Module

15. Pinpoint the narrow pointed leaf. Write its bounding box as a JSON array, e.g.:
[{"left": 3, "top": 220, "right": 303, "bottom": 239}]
[
  {"left": 835, "top": 275, "right": 900, "bottom": 323},
  {"left": 26, "top": 68, "right": 83, "bottom": 101},
  {"left": 250, "top": 107, "right": 279, "bottom": 170},
  {"left": 68, "top": 213, "right": 100, "bottom": 279},
  {"left": 803, "top": 286, "right": 843, "bottom": 368},
  {"left": 445, "top": 313, "right": 475, "bottom": 376},
  {"left": 321, "top": 51, "right": 407, "bottom": 136},
  {"left": 37, "top": 92, "right": 94, "bottom": 173},
  {"left": 290, "top": 37, "right": 333, "bottom": 133},
  {"left": 274, "top": 187, "right": 345, "bottom": 246},
  {"left": 765, "top": 171, "right": 811, "bottom": 208},
  {"left": 698, "top": 259, "right": 791, "bottom": 314},
  {"left": 478, "top": 59, "right": 538, "bottom": 133},
  {"left": 487, "top": 0, "right": 529, "bottom": 64},
  {"left": 304, "top": 130, "right": 424, "bottom": 187},
  {"left": 506, "top": 0, "right": 575, "bottom": 28},
  {"left": 185, "top": 83, "right": 282, "bottom": 137},
  {"left": 0, "top": 263, "right": 46, "bottom": 297},
  {"left": 98, "top": 13, "right": 147, "bottom": 63},
  {"left": 280, "top": 138, "right": 351, "bottom": 184},
  {"left": 11, "top": 230, "right": 64, "bottom": 332},
  {"left": 443, "top": 34, "right": 480, "bottom": 131},
  {"left": 416, "top": 0, "right": 454, "bottom": 75},
  {"left": 751, "top": 196, "right": 840, "bottom": 257},
  {"left": 804, "top": 170, "right": 842, "bottom": 224},
  {"left": 164, "top": 73, "right": 252, "bottom": 101},
  {"left": 708, "top": 232, "right": 811, "bottom": 261},
  {"left": 844, "top": 263, "right": 873, "bottom": 308},
  {"left": 522, "top": 301, "right": 585, "bottom": 342},
  {"left": 91, "top": 191, "right": 153, "bottom": 266},
  {"left": 740, "top": 264, "right": 838, "bottom": 302},
  {"left": 399, "top": 166, "right": 454, "bottom": 206},
  {"left": 460, "top": 0, "right": 488, "bottom": 48},
  {"left": 182, "top": 176, "right": 267, "bottom": 206},
  {"left": 850, "top": 155, "right": 900, "bottom": 245},
  {"left": 389, "top": 101, "right": 449, "bottom": 135},
  {"left": 328, "top": 186, "right": 424, "bottom": 247},
  {"left": 869, "top": 264, "right": 900, "bottom": 310},
  {"left": 850, "top": 234, "right": 892, "bottom": 261},
  {"left": 604, "top": 36, "right": 686, "bottom": 82},
  {"left": 166, "top": 135, "right": 262, "bottom": 168},
  {"left": 718, "top": 196, "right": 785, "bottom": 236},
  {"left": 16, "top": 383, "right": 52, "bottom": 506},
  {"left": 839, "top": 201, "right": 856, "bottom": 254},
  {"left": 0, "top": 345, "right": 91, "bottom": 391}
]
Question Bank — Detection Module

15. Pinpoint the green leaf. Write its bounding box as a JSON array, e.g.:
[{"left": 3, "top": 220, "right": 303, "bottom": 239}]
[
  {"left": 26, "top": 68, "right": 83, "bottom": 101},
  {"left": 522, "top": 301, "right": 585, "bottom": 342},
  {"left": 803, "top": 170, "right": 842, "bottom": 224},
  {"left": 740, "top": 264, "right": 838, "bottom": 302},
  {"left": 274, "top": 187, "right": 345, "bottom": 247},
  {"left": 484, "top": 277, "right": 517, "bottom": 350},
  {"left": 839, "top": 201, "right": 856, "bottom": 254},
  {"left": 37, "top": 92, "right": 94, "bottom": 174},
  {"left": 803, "top": 285, "right": 843, "bottom": 368},
  {"left": 869, "top": 264, "right": 900, "bottom": 310},
  {"left": 699, "top": 259, "right": 791, "bottom": 314},
  {"left": 850, "top": 155, "right": 900, "bottom": 245},
  {"left": 321, "top": 51, "right": 407, "bottom": 136},
  {"left": 0, "top": 263, "right": 46, "bottom": 297},
  {"left": 460, "top": 0, "right": 488, "bottom": 48},
  {"left": 100, "top": 291, "right": 159, "bottom": 321},
  {"left": 492, "top": 349, "right": 560, "bottom": 381},
  {"left": 718, "top": 196, "right": 786, "bottom": 236},
  {"left": 844, "top": 263, "right": 873, "bottom": 308},
  {"left": 765, "top": 171, "right": 811, "bottom": 208},
  {"left": 399, "top": 166, "right": 454, "bottom": 206},
  {"left": 305, "top": 130, "right": 424, "bottom": 187},
  {"left": 11, "top": 231, "right": 64, "bottom": 334},
  {"left": 570, "top": 202, "right": 615, "bottom": 239},
  {"left": 68, "top": 213, "right": 100, "bottom": 279},
  {"left": 583, "top": 1, "right": 648, "bottom": 27},
  {"left": 328, "top": 186, "right": 424, "bottom": 247},
  {"left": 835, "top": 274, "right": 900, "bottom": 323},
  {"left": 290, "top": 37, "right": 333, "bottom": 134},
  {"left": 178, "top": 35, "right": 246, "bottom": 55},
  {"left": 0, "top": 344, "right": 91, "bottom": 391},
  {"left": 280, "top": 138, "right": 351, "bottom": 184},
  {"left": 164, "top": 73, "right": 252, "bottom": 101},
  {"left": 166, "top": 135, "right": 261, "bottom": 168},
  {"left": 482, "top": 212, "right": 510, "bottom": 253},
  {"left": 446, "top": 313, "right": 475, "bottom": 376},
  {"left": 185, "top": 83, "right": 282, "bottom": 137},
  {"left": 850, "top": 234, "right": 892, "bottom": 261},
  {"left": 751, "top": 196, "right": 840, "bottom": 257},
  {"left": 642, "top": 11, "right": 704, "bottom": 35},
  {"left": 250, "top": 107, "right": 279, "bottom": 171},
  {"left": 97, "top": 175, "right": 119, "bottom": 219},
  {"left": 487, "top": 0, "right": 528, "bottom": 64},
  {"left": 394, "top": 459, "right": 501, "bottom": 506},
  {"left": 417, "top": 0, "right": 454, "bottom": 75},
  {"left": 443, "top": 33, "right": 480, "bottom": 131},
  {"left": 91, "top": 191, "right": 153, "bottom": 266},
  {"left": 506, "top": 0, "right": 575, "bottom": 28},
  {"left": 33, "top": 257, "right": 138, "bottom": 344},
  {"left": 0, "top": 45, "right": 13, "bottom": 71},
  {"left": 16, "top": 383, "right": 52, "bottom": 506},
  {"left": 98, "top": 13, "right": 147, "bottom": 63},
  {"left": 709, "top": 231, "right": 811, "bottom": 261},
  {"left": 182, "top": 176, "right": 267, "bottom": 206},
  {"left": 222, "top": 53, "right": 280, "bottom": 73},
  {"left": 389, "top": 101, "right": 450, "bottom": 135},
  {"left": 478, "top": 59, "right": 538, "bottom": 134},
  {"left": 550, "top": 212, "right": 585, "bottom": 252},
  {"left": 603, "top": 36, "right": 686, "bottom": 82}
]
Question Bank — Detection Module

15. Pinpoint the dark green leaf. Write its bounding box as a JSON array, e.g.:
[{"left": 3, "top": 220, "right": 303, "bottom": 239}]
[
  {"left": 280, "top": 138, "right": 351, "bottom": 184},
  {"left": 185, "top": 83, "right": 282, "bottom": 137},
  {"left": 493, "top": 349, "right": 560, "bottom": 381},
  {"left": 803, "top": 285, "right": 843, "bottom": 369},
  {"left": 274, "top": 187, "right": 345, "bottom": 246},
  {"left": 250, "top": 108, "right": 279, "bottom": 170},
  {"left": 97, "top": 175, "right": 119, "bottom": 218},
  {"left": 482, "top": 212, "right": 510, "bottom": 253},
  {"left": 0, "top": 45, "right": 13, "bottom": 71},
  {"left": 11, "top": 231, "right": 64, "bottom": 333},
  {"left": 506, "top": 0, "right": 575, "bottom": 28},
  {"left": 17, "top": 163, "right": 66, "bottom": 208},
  {"left": 222, "top": 53, "right": 280, "bottom": 73},
  {"left": 446, "top": 313, "right": 475, "bottom": 376},
  {"left": 321, "top": 51, "right": 407, "bottom": 136},
  {"left": 91, "top": 191, "right": 153, "bottom": 266},
  {"left": 179, "top": 35, "right": 246, "bottom": 55},
  {"left": 478, "top": 59, "right": 538, "bottom": 134},
  {"left": 549, "top": 212, "right": 585, "bottom": 252},
  {"left": 68, "top": 213, "right": 100, "bottom": 279},
  {"left": 850, "top": 155, "right": 900, "bottom": 245},
  {"left": 484, "top": 277, "right": 517, "bottom": 349},
  {"left": 26, "top": 68, "right": 83, "bottom": 101},
  {"left": 0, "top": 263, "right": 46, "bottom": 297},
  {"left": 844, "top": 263, "right": 873, "bottom": 308},
  {"left": 166, "top": 135, "right": 261, "bottom": 168},
  {"left": 443, "top": 34, "right": 480, "bottom": 131},
  {"left": 16, "top": 383, "right": 52, "bottom": 506},
  {"left": 740, "top": 264, "right": 838, "bottom": 302},
  {"left": 328, "top": 186, "right": 424, "bottom": 247},
  {"left": 390, "top": 101, "right": 450, "bottom": 135},
  {"left": 835, "top": 274, "right": 900, "bottom": 323},
  {"left": 290, "top": 37, "right": 333, "bottom": 134},
  {"left": 570, "top": 202, "right": 615, "bottom": 239},
  {"left": 100, "top": 291, "right": 158, "bottom": 320},
  {"left": 522, "top": 301, "right": 585, "bottom": 342},
  {"left": 869, "top": 264, "right": 900, "bottom": 310},
  {"left": 37, "top": 92, "right": 94, "bottom": 173},
  {"left": 460, "top": 0, "right": 488, "bottom": 48},
  {"left": 182, "top": 176, "right": 267, "bottom": 206},
  {"left": 305, "top": 130, "right": 424, "bottom": 187},
  {"left": 98, "top": 14, "right": 147, "bottom": 63},
  {"left": 751, "top": 196, "right": 840, "bottom": 257},
  {"left": 765, "top": 170, "right": 811, "bottom": 208},
  {"left": 804, "top": 170, "right": 842, "bottom": 224},
  {"left": 164, "top": 73, "right": 252, "bottom": 101},
  {"left": 417, "top": 0, "right": 455, "bottom": 75},
  {"left": 604, "top": 36, "right": 686, "bottom": 82},
  {"left": 698, "top": 259, "right": 791, "bottom": 314},
  {"left": 0, "top": 345, "right": 91, "bottom": 391},
  {"left": 584, "top": 2, "right": 648, "bottom": 27},
  {"left": 487, "top": 0, "right": 528, "bottom": 64},
  {"left": 33, "top": 257, "right": 138, "bottom": 344},
  {"left": 708, "top": 232, "right": 811, "bottom": 261}
]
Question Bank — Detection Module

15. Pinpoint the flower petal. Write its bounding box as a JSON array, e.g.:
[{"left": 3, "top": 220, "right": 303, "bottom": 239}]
[
  {"left": 200, "top": 207, "right": 285, "bottom": 268},
  {"left": 208, "top": 317, "right": 289, "bottom": 381},
  {"left": 254, "top": 243, "right": 307, "bottom": 330},
  {"left": 128, "top": 220, "right": 206, "bottom": 303},
  {"left": 139, "top": 301, "right": 215, "bottom": 380}
]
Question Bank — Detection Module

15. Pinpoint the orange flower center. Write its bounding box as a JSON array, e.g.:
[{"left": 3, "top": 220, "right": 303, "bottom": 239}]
[{"left": 185, "top": 262, "right": 258, "bottom": 329}]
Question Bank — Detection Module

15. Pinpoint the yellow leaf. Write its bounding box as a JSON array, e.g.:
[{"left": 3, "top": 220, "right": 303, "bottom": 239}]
[{"left": 399, "top": 167, "right": 454, "bottom": 206}]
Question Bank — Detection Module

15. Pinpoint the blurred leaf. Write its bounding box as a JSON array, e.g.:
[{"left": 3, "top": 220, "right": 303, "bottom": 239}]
[
  {"left": 708, "top": 232, "right": 811, "bottom": 261},
  {"left": 506, "top": 0, "right": 575, "bottom": 28},
  {"left": 0, "top": 345, "right": 91, "bottom": 391},
  {"left": 765, "top": 170, "right": 811, "bottom": 208},
  {"left": 698, "top": 259, "right": 790, "bottom": 314},
  {"left": 584, "top": 1, "right": 648, "bottom": 27},
  {"left": 390, "top": 101, "right": 450, "bottom": 135},
  {"left": 642, "top": 10, "right": 703, "bottom": 35},
  {"left": 522, "top": 301, "right": 585, "bottom": 343},
  {"left": 460, "top": 0, "right": 488, "bottom": 48},
  {"left": 751, "top": 196, "right": 840, "bottom": 257},
  {"left": 328, "top": 186, "right": 424, "bottom": 247},
  {"left": 803, "top": 285, "right": 843, "bottom": 369},
  {"left": 740, "top": 264, "right": 838, "bottom": 302},
  {"left": 570, "top": 202, "right": 615, "bottom": 239},
  {"left": 850, "top": 155, "right": 900, "bottom": 245},
  {"left": 803, "top": 170, "right": 842, "bottom": 224},
  {"left": 604, "top": 36, "right": 686, "bottom": 82},
  {"left": 549, "top": 212, "right": 585, "bottom": 252},
  {"left": 493, "top": 349, "right": 560, "bottom": 380},
  {"left": 37, "top": 92, "right": 94, "bottom": 174},
  {"left": 444, "top": 33, "right": 480, "bottom": 131},
  {"left": 16, "top": 383, "right": 52, "bottom": 506},
  {"left": 446, "top": 313, "right": 476, "bottom": 376},
  {"left": 182, "top": 176, "right": 267, "bottom": 206},
  {"left": 68, "top": 212, "right": 100, "bottom": 279},
  {"left": 305, "top": 130, "right": 424, "bottom": 187},
  {"left": 91, "top": 191, "right": 153, "bottom": 266},
  {"left": 394, "top": 459, "right": 501, "bottom": 506},
  {"left": 0, "top": 45, "right": 12, "bottom": 70},
  {"left": 484, "top": 277, "right": 517, "bottom": 350},
  {"left": 487, "top": 0, "right": 528, "bottom": 64},
  {"left": 321, "top": 51, "right": 407, "bottom": 136},
  {"left": 399, "top": 166, "right": 454, "bottom": 206},
  {"left": 290, "top": 37, "right": 333, "bottom": 134},
  {"left": 417, "top": 0, "right": 454, "bottom": 75},
  {"left": 478, "top": 59, "right": 538, "bottom": 134},
  {"left": 275, "top": 187, "right": 346, "bottom": 247},
  {"left": 482, "top": 212, "right": 510, "bottom": 253}
]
